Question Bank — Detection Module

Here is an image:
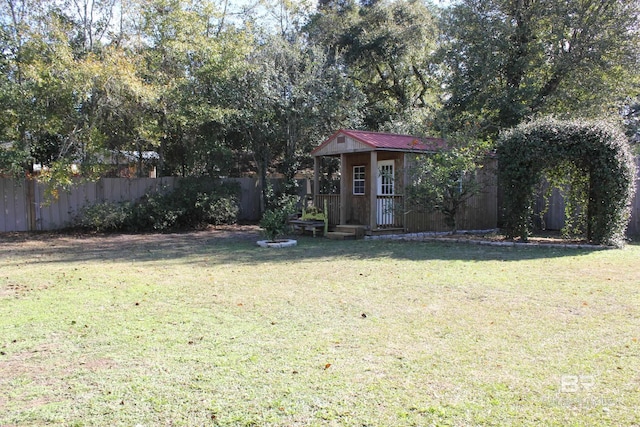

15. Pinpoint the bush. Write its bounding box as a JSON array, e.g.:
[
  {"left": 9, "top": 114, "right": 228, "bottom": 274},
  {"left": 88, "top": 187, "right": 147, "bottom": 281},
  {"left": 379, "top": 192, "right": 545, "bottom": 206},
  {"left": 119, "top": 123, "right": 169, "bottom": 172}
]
[
  {"left": 260, "top": 185, "right": 299, "bottom": 241},
  {"left": 74, "top": 178, "right": 240, "bottom": 232},
  {"left": 128, "top": 190, "right": 184, "bottom": 231},
  {"left": 259, "top": 208, "right": 291, "bottom": 242},
  {"left": 174, "top": 177, "right": 240, "bottom": 226},
  {"left": 74, "top": 201, "right": 133, "bottom": 232}
]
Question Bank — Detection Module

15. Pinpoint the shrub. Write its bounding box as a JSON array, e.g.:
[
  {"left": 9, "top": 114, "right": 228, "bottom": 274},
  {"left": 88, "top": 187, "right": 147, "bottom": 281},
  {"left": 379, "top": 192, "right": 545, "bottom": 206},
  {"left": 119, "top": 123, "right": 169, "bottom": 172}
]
[
  {"left": 74, "top": 178, "right": 240, "bottom": 232},
  {"left": 406, "top": 140, "right": 492, "bottom": 232},
  {"left": 260, "top": 187, "right": 298, "bottom": 241},
  {"left": 128, "top": 189, "right": 184, "bottom": 231},
  {"left": 173, "top": 178, "right": 240, "bottom": 227},
  {"left": 259, "top": 208, "right": 291, "bottom": 242},
  {"left": 74, "top": 201, "right": 133, "bottom": 232}
]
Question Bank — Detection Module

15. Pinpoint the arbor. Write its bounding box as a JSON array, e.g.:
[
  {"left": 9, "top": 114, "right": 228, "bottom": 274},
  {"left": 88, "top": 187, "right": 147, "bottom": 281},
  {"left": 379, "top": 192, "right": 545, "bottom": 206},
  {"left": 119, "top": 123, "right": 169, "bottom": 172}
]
[
  {"left": 498, "top": 118, "right": 636, "bottom": 246},
  {"left": 440, "top": 0, "right": 640, "bottom": 139}
]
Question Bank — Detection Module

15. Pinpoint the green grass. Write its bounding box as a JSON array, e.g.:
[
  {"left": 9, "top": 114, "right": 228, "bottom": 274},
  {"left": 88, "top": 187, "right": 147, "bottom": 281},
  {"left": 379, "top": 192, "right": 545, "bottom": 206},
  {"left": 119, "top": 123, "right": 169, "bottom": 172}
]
[{"left": 1, "top": 231, "right": 639, "bottom": 426}]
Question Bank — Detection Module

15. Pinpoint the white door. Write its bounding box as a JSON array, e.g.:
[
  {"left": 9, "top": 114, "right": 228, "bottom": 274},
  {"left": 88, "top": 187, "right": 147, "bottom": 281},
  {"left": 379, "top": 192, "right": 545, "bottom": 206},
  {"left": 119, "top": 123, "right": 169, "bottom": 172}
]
[{"left": 377, "top": 160, "right": 395, "bottom": 225}]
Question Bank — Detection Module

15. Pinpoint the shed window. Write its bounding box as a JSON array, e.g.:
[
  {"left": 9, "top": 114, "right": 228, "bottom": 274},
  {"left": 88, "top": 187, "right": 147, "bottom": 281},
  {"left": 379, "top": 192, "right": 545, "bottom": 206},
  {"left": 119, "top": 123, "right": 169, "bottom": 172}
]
[
  {"left": 337, "top": 135, "right": 346, "bottom": 144},
  {"left": 353, "top": 165, "right": 365, "bottom": 195}
]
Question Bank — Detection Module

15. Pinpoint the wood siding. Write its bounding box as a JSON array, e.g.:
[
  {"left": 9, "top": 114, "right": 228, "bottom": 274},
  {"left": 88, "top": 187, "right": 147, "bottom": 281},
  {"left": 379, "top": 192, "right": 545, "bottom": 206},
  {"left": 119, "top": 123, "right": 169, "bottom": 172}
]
[{"left": 312, "top": 134, "right": 372, "bottom": 156}]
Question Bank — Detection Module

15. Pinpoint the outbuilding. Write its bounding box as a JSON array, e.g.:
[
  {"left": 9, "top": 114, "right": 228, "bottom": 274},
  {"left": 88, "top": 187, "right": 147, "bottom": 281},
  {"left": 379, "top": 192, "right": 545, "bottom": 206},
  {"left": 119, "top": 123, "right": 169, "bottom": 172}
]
[{"left": 310, "top": 129, "right": 497, "bottom": 237}]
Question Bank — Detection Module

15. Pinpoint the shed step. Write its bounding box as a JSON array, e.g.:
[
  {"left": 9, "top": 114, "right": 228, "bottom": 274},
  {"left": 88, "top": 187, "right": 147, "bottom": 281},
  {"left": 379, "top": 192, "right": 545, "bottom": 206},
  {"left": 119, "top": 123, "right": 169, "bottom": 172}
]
[
  {"left": 325, "top": 231, "right": 356, "bottom": 240},
  {"left": 335, "top": 225, "right": 366, "bottom": 238}
]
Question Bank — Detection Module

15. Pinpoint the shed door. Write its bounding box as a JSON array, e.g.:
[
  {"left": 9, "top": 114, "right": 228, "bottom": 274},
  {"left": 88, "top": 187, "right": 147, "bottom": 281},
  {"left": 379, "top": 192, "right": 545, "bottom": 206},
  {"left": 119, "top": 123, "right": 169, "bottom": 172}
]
[{"left": 377, "top": 160, "right": 395, "bottom": 225}]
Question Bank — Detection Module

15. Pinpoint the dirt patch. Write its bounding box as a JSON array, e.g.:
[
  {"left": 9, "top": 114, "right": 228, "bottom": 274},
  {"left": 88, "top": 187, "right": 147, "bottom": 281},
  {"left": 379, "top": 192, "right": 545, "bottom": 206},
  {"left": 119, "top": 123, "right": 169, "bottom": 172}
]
[
  {"left": 370, "top": 229, "right": 612, "bottom": 249},
  {"left": 0, "top": 224, "right": 262, "bottom": 250},
  {"left": 445, "top": 231, "right": 590, "bottom": 245},
  {"left": 422, "top": 231, "right": 609, "bottom": 249},
  {"left": 79, "top": 357, "right": 118, "bottom": 371}
]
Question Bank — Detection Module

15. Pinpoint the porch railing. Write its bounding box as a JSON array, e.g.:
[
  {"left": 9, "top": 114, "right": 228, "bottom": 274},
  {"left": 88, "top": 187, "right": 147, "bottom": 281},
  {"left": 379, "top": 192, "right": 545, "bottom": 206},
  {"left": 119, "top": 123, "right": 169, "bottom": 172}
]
[
  {"left": 314, "top": 194, "right": 404, "bottom": 228},
  {"left": 314, "top": 194, "right": 340, "bottom": 225},
  {"left": 376, "top": 195, "right": 404, "bottom": 229}
]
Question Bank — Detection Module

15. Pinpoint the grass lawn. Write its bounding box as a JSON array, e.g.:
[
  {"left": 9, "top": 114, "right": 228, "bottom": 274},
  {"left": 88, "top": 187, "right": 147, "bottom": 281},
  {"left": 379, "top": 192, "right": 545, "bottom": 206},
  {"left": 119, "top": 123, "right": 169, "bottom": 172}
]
[{"left": 1, "top": 229, "right": 639, "bottom": 426}]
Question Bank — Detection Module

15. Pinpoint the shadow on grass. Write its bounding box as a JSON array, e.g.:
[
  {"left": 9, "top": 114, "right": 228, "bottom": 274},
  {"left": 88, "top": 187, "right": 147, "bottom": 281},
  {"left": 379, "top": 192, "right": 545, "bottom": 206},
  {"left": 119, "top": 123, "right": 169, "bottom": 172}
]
[{"left": 1, "top": 230, "right": 628, "bottom": 266}]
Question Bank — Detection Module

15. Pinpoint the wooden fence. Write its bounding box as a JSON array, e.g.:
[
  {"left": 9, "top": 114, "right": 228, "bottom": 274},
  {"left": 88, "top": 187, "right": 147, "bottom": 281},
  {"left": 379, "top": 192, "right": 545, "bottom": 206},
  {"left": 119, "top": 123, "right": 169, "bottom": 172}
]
[
  {"left": 314, "top": 194, "right": 340, "bottom": 226},
  {"left": 0, "top": 177, "right": 269, "bottom": 232},
  {"left": 534, "top": 157, "right": 640, "bottom": 236},
  {"left": 2, "top": 163, "right": 640, "bottom": 234},
  {"left": 0, "top": 177, "right": 178, "bottom": 232}
]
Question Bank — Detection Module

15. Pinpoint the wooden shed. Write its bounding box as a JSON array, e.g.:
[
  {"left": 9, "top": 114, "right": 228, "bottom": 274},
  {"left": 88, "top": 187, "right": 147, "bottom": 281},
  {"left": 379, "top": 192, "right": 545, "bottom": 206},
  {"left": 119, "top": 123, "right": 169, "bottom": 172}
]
[{"left": 311, "top": 129, "right": 497, "bottom": 237}]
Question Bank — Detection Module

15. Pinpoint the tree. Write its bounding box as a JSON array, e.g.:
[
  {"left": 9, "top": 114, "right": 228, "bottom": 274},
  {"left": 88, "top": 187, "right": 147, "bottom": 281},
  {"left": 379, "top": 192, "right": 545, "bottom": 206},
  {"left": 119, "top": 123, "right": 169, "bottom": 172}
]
[
  {"left": 439, "top": 0, "right": 640, "bottom": 139},
  {"left": 0, "top": 0, "right": 124, "bottom": 178},
  {"left": 306, "top": 0, "right": 440, "bottom": 130},
  {"left": 125, "top": 0, "right": 253, "bottom": 177},
  {"left": 61, "top": 0, "right": 118, "bottom": 54},
  {"left": 621, "top": 93, "right": 640, "bottom": 149},
  {"left": 406, "top": 138, "right": 491, "bottom": 231},
  {"left": 222, "top": 30, "right": 364, "bottom": 211}
]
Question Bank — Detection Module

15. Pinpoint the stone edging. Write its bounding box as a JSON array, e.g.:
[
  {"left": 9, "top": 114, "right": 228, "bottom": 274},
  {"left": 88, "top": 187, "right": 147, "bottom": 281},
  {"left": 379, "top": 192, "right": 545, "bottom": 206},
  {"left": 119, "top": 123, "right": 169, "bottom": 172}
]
[
  {"left": 364, "top": 229, "right": 613, "bottom": 250},
  {"left": 257, "top": 239, "right": 298, "bottom": 248}
]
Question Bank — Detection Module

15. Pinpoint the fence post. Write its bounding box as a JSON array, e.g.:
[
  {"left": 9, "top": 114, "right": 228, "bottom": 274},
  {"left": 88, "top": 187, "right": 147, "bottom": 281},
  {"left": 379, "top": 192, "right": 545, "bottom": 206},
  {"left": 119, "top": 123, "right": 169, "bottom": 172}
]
[{"left": 25, "top": 178, "right": 37, "bottom": 231}]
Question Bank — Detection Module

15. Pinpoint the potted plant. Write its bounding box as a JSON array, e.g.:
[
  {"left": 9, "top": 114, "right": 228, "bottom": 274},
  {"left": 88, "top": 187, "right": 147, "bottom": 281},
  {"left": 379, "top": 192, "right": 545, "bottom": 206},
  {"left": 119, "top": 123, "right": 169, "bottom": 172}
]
[{"left": 257, "top": 207, "right": 297, "bottom": 248}]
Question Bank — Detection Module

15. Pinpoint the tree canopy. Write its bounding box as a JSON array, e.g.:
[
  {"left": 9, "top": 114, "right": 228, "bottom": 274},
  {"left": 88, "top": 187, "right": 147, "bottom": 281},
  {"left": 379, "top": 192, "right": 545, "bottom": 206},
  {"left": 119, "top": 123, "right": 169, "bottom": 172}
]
[
  {"left": 439, "top": 0, "right": 640, "bottom": 139},
  {"left": 0, "top": 0, "right": 638, "bottom": 207}
]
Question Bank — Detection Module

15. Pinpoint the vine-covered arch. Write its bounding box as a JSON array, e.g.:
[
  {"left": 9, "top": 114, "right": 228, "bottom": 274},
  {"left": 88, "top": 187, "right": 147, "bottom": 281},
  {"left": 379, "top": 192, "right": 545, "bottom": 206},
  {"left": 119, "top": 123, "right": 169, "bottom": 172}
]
[{"left": 497, "top": 118, "right": 636, "bottom": 246}]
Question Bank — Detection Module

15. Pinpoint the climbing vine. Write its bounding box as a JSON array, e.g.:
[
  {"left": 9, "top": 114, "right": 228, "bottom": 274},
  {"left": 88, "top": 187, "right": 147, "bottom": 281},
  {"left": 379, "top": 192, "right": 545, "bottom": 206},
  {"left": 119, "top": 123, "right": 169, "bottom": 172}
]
[{"left": 497, "top": 118, "right": 636, "bottom": 247}]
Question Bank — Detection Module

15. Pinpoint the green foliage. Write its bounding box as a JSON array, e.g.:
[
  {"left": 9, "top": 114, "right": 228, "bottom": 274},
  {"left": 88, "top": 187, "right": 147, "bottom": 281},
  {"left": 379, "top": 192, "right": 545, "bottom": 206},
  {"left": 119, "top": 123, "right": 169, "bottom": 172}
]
[
  {"left": 37, "top": 159, "right": 107, "bottom": 204},
  {"left": 306, "top": 0, "right": 439, "bottom": 130},
  {"left": 301, "top": 204, "right": 326, "bottom": 221},
  {"left": 74, "top": 178, "right": 240, "bottom": 232},
  {"left": 263, "top": 181, "right": 300, "bottom": 213},
  {"left": 226, "top": 31, "right": 364, "bottom": 210},
  {"left": 259, "top": 208, "right": 292, "bottom": 242},
  {"left": 175, "top": 178, "right": 241, "bottom": 226},
  {"left": 406, "top": 139, "right": 492, "bottom": 231},
  {"left": 621, "top": 95, "right": 640, "bottom": 150},
  {"left": 260, "top": 184, "right": 298, "bottom": 241},
  {"left": 0, "top": 145, "right": 30, "bottom": 178},
  {"left": 0, "top": 0, "right": 253, "bottom": 183},
  {"left": 440, "top": 0, "right": 640, "bottom": 140},
  {"left": 74, "top": 201, "right": 134, "bottom": 232},
  {"left": 130, "top": 179, "right": 240, "bottom": 231},
  {"left": 498, "top": 117, "right": 637, "bottom": 247},
  {"left": 2, "top": 0, "right": 638, "bottom": 192}
]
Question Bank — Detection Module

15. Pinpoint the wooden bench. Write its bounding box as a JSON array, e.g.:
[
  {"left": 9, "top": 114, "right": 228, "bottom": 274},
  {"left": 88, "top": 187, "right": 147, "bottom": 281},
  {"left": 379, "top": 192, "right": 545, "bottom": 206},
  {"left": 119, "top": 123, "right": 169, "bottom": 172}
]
[{"left": 288, "top": 200, "right": 328, "bottom": 237}]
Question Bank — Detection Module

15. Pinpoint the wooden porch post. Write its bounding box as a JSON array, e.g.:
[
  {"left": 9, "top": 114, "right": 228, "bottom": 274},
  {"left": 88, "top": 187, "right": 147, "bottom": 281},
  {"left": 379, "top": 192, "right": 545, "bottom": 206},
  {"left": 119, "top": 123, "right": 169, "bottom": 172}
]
[
  {"left": 340, "top": 153, "right": 348, "bottom": 225},
  {"left": 369, "top": 151, "right": 378, "bottom": 230},
  {"left": 402, "top": 153, "right": 408, "bottom": 232},
  {"left": 313, "top": 156, "right": 320, "bottom": 202}
]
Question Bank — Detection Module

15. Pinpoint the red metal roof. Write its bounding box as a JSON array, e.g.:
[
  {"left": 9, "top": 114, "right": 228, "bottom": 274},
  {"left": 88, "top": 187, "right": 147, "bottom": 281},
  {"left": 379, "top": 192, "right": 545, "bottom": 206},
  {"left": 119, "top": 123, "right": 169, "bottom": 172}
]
[{"left": 311, "top": 129, "right": 446, "bottom": 155}]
